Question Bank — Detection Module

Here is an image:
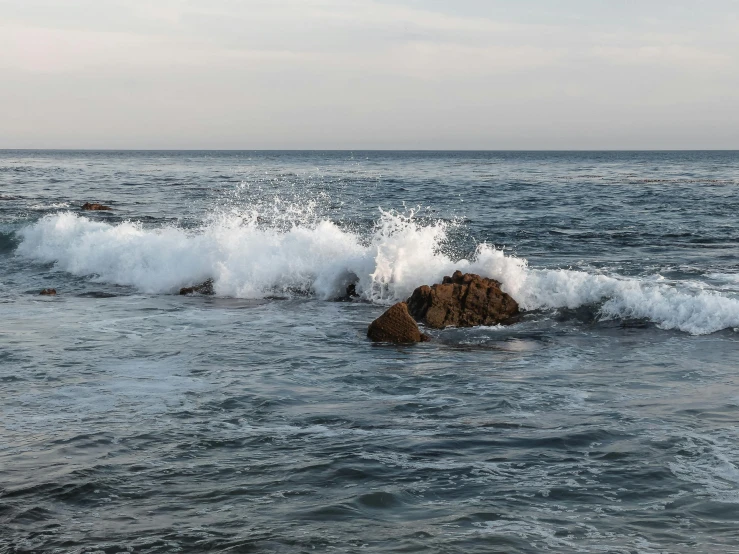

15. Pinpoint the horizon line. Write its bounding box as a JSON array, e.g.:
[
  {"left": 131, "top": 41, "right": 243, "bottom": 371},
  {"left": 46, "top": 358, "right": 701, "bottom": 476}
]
[{"left": 1, "top": 148, "right": 738, "bottom": 153}]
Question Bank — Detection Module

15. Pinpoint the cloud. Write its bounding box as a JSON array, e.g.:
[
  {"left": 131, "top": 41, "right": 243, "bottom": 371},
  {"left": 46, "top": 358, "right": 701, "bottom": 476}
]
[{"left": 0, "top": 0, "right": 737, "bottom": 148}]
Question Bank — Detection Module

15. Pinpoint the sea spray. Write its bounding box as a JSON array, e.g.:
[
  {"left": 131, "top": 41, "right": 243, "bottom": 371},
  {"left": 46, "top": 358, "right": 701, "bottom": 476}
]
[{"left": 15, "top": 209, "right": 739, "bottom": 334}]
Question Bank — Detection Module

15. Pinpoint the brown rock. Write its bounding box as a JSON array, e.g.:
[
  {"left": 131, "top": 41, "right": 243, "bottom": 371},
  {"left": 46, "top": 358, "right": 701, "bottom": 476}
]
[
  {"left": 367, "top": 302, "right": 430, "bottom": 343},
  {"left": 81, "top": 202, "right": 112, "bottom": 211},
  {"left": 179, "top": 279, "right": 215, "bottom": 295},
  {"left": 406, "top": 270, "right": 518, "bottom": 329},
  {"left": 39, "top": 288, "right": 57, "bottom": 296}
]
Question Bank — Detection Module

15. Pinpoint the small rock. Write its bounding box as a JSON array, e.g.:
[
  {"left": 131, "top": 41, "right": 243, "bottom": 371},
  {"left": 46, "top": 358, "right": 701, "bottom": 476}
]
[
  {"left": 81, "top": 202, "right": 112, "bottom": 211},
  {"left": 39, "top": 288, "right": 57, "bottom": 296},
  {"left": 367, "top": 302, "right": 430, "bottom": 344},
  {"left": 407, "top": 270, "right": 518, "bottom": 328},
  {"left": 179, "top": 279, "right": 215, "bottom": 295}
]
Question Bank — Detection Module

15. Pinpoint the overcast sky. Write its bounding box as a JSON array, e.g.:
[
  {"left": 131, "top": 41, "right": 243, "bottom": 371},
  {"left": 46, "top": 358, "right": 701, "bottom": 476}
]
[{"left": 1, "top": 0, "right": 738, "bottom": 149}]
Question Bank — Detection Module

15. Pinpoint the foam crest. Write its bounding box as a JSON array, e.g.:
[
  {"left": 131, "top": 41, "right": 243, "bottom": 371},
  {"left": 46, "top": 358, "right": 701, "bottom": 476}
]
[
  {"left": 516, "top": 269, "right": 739, "bottom": 335},
  {"left": 15, "top": 210, "right": 469, "bottom": 300},
  {"left": 15, "top": 210, "right": 739, "bottom": 334}
]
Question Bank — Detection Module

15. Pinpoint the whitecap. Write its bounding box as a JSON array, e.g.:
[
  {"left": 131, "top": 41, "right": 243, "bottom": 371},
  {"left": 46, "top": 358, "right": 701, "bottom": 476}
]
[{"left": 15, "top": 208, "right": 739, "bottom": 335}]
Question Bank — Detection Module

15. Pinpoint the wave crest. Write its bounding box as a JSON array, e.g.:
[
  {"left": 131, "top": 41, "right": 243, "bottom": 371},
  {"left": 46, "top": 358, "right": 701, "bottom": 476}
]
[{"left": 15, "top": 210, "right": 739, "bottom": 335}]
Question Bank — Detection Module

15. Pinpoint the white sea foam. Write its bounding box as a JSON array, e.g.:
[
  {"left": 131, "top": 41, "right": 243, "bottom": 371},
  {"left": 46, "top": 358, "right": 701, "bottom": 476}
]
[
  {"left": 707, "top": 273, "right": 739, "bottom": 283},
  {"left": 15, "top": 210, "right": 739, "bottom": 335},
  {"left": 29, "top": 202, "right": 70, "bottom": 210}
]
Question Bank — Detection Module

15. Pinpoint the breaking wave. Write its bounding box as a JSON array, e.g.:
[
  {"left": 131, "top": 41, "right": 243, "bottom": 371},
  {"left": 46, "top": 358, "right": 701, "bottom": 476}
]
[{"left": 15, "top": 209, "right": 739, "bottom": 335}]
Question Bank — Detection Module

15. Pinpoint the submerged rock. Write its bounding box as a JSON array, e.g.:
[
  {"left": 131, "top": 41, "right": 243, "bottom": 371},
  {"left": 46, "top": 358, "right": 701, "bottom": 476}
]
[
  {"left": 81, "top": 202, "right": 112, "bottom": 211},
  {"left": 367, "top": 302, "right": 429, "bottom": 344},
  {"left": 39, "top": 288, "right": 57, "bottom": 296},
  {"left": 179, "top": 279, "right": 215, "bottom": 296},
  {"left": 346, "top": 283, "right": 359, "bottom": 298},
  {"left": 77, "top": 291, "right": 118, "bottom": 298},
  {"left": 406, "top": 270, "right": 518, "bottom": 329}
]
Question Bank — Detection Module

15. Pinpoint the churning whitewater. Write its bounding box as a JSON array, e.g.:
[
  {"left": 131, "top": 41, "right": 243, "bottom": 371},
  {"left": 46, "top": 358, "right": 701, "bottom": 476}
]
[{"left": 16, "top": 208, "right": 739, "bottom": 334}]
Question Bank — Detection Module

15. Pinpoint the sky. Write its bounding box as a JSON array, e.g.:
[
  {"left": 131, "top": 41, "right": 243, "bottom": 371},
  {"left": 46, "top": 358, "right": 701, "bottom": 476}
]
[{"left": 1, "top": 0, "right": 738, "bottom": 149}]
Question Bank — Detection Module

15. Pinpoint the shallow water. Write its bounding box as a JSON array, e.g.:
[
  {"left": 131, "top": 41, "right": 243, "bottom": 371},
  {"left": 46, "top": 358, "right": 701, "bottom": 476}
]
[{"left": 2, "top": 150, "right": 739, "bottom": 553}]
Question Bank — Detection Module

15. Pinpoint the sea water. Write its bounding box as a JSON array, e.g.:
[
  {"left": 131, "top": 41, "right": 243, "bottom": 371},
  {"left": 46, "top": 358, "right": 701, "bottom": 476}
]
[{"left": 1, "top": 150, "right": 739, "bottom": 552}]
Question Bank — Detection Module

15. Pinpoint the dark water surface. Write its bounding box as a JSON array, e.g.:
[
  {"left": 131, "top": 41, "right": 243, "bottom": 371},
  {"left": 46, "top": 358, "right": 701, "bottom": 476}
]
[{"left": 2, "top": 151, "right": 739, "bottom": 553}]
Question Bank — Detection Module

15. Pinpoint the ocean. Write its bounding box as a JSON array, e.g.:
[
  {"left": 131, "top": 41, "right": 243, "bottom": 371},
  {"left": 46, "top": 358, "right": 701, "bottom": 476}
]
[{"left": 1, "top": 150, "right": 739, "bottom": 553}]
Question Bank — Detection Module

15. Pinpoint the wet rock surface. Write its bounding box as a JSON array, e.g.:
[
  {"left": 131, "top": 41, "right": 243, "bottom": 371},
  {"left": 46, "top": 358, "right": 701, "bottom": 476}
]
[
  {"left": 81, "top": 202, "right": 112, "bottom": 211},
  {"left": 367, "top": 302, "right": 429, "bottom": 343},
  {"left": 179, "top": 279, "right": 215, "bottom": 295},
  {"left": 406, "top": 270, "right": 518, "bottom": 328}
]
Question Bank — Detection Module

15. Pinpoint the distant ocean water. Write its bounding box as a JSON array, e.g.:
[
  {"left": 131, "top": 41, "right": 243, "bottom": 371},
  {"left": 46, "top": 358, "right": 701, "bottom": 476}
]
[{"left": 1, "top": 150, "right": 739, "bottom": 553}]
